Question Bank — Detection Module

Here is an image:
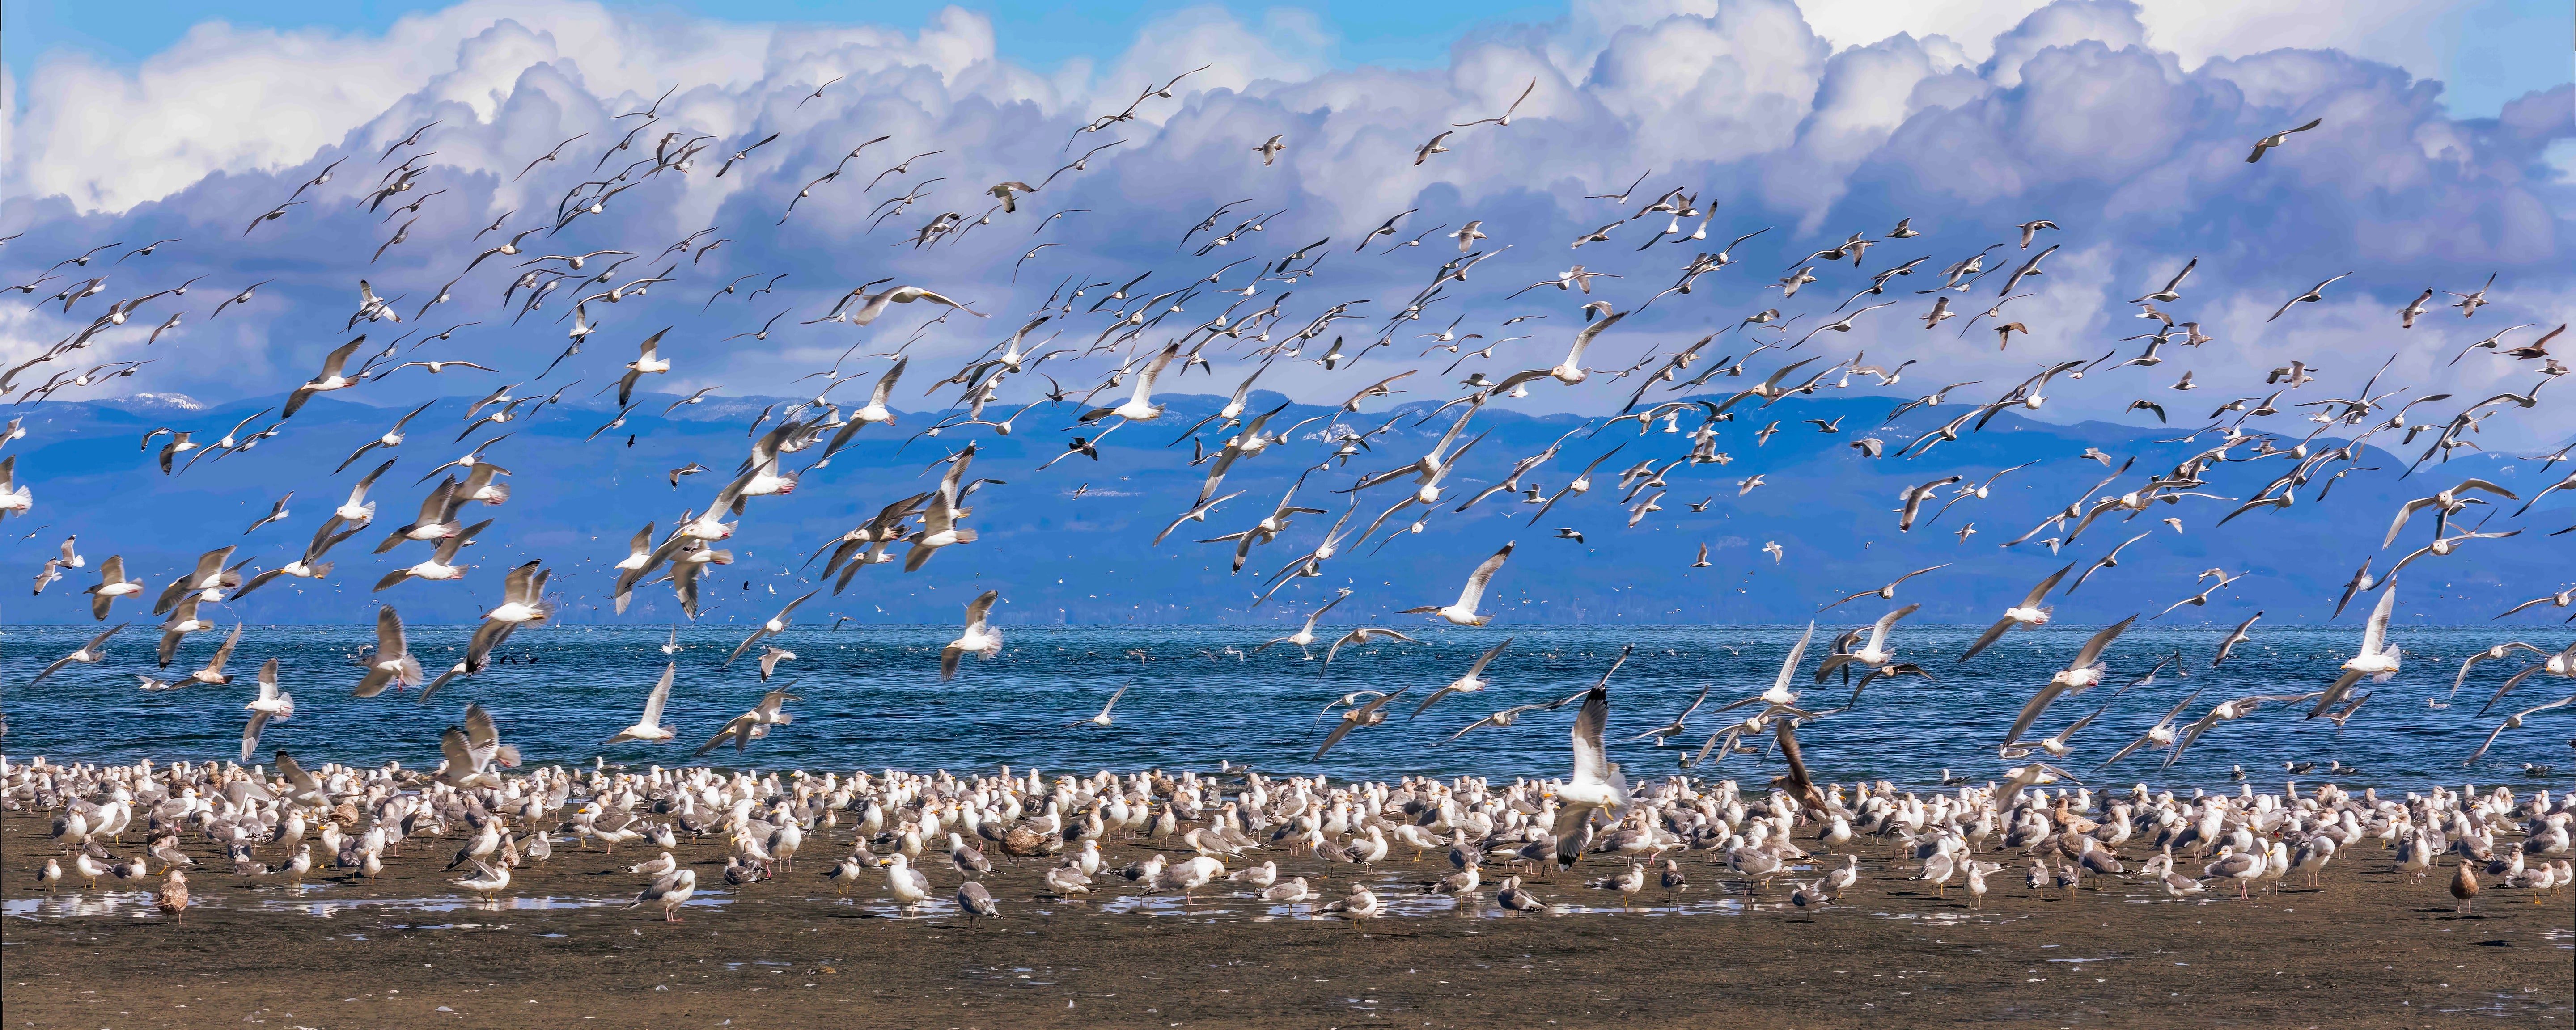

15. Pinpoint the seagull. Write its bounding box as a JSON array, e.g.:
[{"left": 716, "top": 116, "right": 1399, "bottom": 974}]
[
  {"left": 2382, "top": 478, "right": 2517, "bottom": 548},
  {"left": 1819, "top": 564, "right": 1949, "bottom": 612},
  {"left": 31, "top": 623, "right": 126, "bottom": 687},
  {"left": 1251, "top": 590, "right": 1353, "bottom": 659},
  {"left": 695, "top": 683, "right": 801, "bottom": 757},
  {"left": 351, "top": 606, "right": 423, "bottom": 697},
  {"left": 1314, "top": 687, "right": 1410, "bottom": 760},
  {"left": 2001, "top": 616, "right": 2136, "bottom": 748},
  {"left": 724, "top": 590, "right": 815, "bottom": 669},
  {"left": 939, "top": 589, "right": 1002, "bottom": 681},
  {"left": 1066, "top": 683, "right": 1130, "bottom": 728},
  {"left": 2246, "top": 118, "right": 2323, "bottom": 163},
  {"left": 2268, "top": 274, "right": 2351, "bottom": 322},
  {"left": 2311, "top": 587, "right": 2400, "bottom": 717},
  {"left": 240, "top": 659, "right": 293, "bottom": 761},
  {"left": 82, "top": 556, "right": 145, "bottom": 620},
  {"left": 604, "top": 663, "right": 679, "bottom": 744},
  {"left": 1958, "top": 563, "right": 2072, "bottom": 662},
  {"left": 2464, "top": 696, "right": 2576, "bottom": 765},
  {"left": 1410, "top": 637, "right": 1515, "bottom": 718},
  {"left": 1319, "top": 627, "right": 1418, "bottom": 678},
  {"left": 1400, "top": 541, "right": 1512, "bottom": 626},
  {"left": 1552, "top": 667, "right": 1631, "bottom": 868}
]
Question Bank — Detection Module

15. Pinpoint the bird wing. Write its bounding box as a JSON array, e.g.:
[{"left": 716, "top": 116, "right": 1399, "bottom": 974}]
[
  {"left": 1131, "top": 342, "right": 1182, "bottom": 405},
  {"left": 276, "top": 750, "right": 321, "bottom": 793},
  {"left": 1772, "top": 719, "right": 1825, "bottom": 814},
  {"left": 440, "top": 726, "right": 479, "bottom": 771},
  {"left": 1455, "top": 542, "right": 1514, "bottom": 610},
  {"left": 1559, "top": 686, "right": 1616, "bottom": 795},
  {"left": 1563, "top": 311, "right": 1627, "bottom": 368},
  {"left": 1866, "top": 604, "right": 1919, "bottom": 651},
  {"left": 1463, "top": 636, "right": 1514, "bottom": 678},
  {"left": 694, "top": 715, "right": 756, "bottom": 757},
  {"left": 241, "top": 711, "right": 272, "bottom": 762},
  {"left": 464, "top": 702, "right": 503, "bottom": 758},
  {"left": 2068, "top": 615, "right": 2138, "bottom": 671},
  {"left": 641, "top": 663, "right": 676, "bottom": 725},
  {"left": 2360, "top": 587, "right": 2397, "bottom": 655},
  {"left": 2019, "top": 562, "right": 2075, "bottom": 608},
  {"left": 2004, "top": 683, "right": 2068, "bottom": 747},
  {"left": 2382, "top": 497, "right": 2437, "bottom": 548},
  {"left": 1772, "top": 621, "right": 1817, "bottom": 693},
  {"left": 962, "top": 588, "right": 1000, "bottom": 632},
  {"left": 1959, "top": 616, "right": 2020, "bottom": 663},
  {"left": 204, "top": 622, "right": 244, "bottom": 675}
]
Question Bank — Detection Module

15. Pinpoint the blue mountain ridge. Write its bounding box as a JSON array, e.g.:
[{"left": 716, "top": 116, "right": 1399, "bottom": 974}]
[{"left": 5, "top": 383, "right": 2568, "bottom": 632}]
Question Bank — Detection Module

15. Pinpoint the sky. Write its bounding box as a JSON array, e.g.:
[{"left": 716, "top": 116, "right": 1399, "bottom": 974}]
[
  {"left": 5, "top": 0, "right": 2568, "bottom": 117},
  {"left": 0, "top": 0, "right": 2571, "bottom": 629}
]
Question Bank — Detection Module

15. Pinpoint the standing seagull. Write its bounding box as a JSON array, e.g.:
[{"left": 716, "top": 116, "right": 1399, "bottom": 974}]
[{"left": 1401, "top": 541, "right": 1513, "bottom": 626}]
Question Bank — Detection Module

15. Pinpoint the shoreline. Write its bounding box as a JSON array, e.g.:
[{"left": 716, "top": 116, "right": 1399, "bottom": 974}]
[{"left": 8, "top": 770, "right": 2571, "bottom": 1029}]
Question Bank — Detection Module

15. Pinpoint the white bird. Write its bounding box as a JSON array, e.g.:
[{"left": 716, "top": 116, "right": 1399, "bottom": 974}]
[
  {"left": 940, "top": 589, "right": 1003, "bottom": 680},
  {"left": 877, "top": 853, "right": 933, "bottom": 908},
  {"left": 1401, "top": 541, "right": 1513, "bottom": 626},
  {"left": 1551, "top": 672, "right": 1630, "bottom": 869},
  {"left": 1081, "top": 341, "right": 1182, "bottom": 422},
  {"left": 2311, "top": 587, "right": 2399, "bottom": 717},
  {"left": 451, "top": 860, "right": 511, "bottom": 901},
  {"left": 604, "top": 663, "right": 680, "bottom": 743},
  {"left": 240, "top": 658, "right": 294, "bottom": 761},
  {"left": 1959, "top": 562, "right": 2073, "bottom": 662},
  {"left": 1410, "top": 637, "right": 1515, "bottom": 718},
  {"left": 1066, "top": 683, "right": 1129, "bottom": 728},
  {"left": 842, "top": 284, "right": 983, "bottom": 326},
  {"left": 351, "top": 606, "right": 424, "bottom": 697},
  {"left": 629, "top": 868, "right": 697, "bottom": 922}
]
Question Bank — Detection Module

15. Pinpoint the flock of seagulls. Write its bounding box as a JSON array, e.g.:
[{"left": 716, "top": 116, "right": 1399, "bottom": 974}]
[
  {"left": 13, "top": 705, "right": 2572, "bottom": 927},
  {"left": 3, "top": 59, "right": 2572, "bottom": 930}
]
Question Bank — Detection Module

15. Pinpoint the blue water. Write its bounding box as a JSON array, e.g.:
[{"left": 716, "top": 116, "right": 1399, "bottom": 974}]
[{"left": 2, "top": 622, "right": 2567, "bottom": 787}]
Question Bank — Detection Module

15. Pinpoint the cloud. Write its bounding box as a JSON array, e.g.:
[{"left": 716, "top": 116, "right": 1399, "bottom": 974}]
[{"left": 0, "top": 0, "right": 2566, "bottom": 459}]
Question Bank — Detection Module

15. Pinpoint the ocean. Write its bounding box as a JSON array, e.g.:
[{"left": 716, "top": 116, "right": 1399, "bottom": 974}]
[{"left": 3, "top": 621, "right": 2566, "bottom": 788}]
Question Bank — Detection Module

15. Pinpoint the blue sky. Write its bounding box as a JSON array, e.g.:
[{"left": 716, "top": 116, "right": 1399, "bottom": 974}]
[
  {"left": 4, "top": 0, "right": 2567, "bottom": 117},
  {"left": 5, "top": 1, "right": 1554, "bottom": 79}
]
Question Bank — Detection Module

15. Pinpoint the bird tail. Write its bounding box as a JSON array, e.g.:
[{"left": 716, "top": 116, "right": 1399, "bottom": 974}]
[
  {"left": 307, "top": 561, "right": 335, "bottom": 579},
  {"left": 479, "top": 483, "right": 511, "bottom": 505},
  {"left": 949, "top": 528, "right": 979, "bottom": 544}
]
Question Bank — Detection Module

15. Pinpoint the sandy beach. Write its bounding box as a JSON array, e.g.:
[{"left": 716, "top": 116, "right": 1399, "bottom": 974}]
[{"left": 6, "top": 806, "right": 2568, "bottom": 1029}]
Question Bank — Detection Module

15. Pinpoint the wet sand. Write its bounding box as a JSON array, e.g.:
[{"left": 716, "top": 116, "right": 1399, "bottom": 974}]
[{"left": 4, "top": 809, "right": 2568, "bottom": 1029}]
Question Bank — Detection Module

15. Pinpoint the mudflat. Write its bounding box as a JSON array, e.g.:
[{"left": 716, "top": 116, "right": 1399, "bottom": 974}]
[{"left": 4, "top": 810, "right": 2568, "bottom": 1029}]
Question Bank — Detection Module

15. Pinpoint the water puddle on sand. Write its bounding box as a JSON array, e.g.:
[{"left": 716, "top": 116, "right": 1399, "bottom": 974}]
[{"left": 6, "top": 890, "right": 730, "bottom": 920}]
